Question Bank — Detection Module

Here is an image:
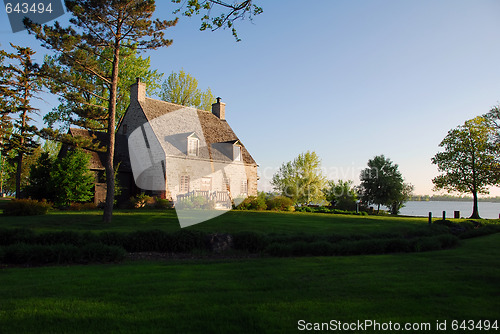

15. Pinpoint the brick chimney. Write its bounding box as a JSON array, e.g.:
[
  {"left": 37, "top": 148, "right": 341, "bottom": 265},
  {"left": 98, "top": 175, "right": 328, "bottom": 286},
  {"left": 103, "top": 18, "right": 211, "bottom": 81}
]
[
  {"left": 130, "top": 77, "right": 146, "bottom": 103},
  {"left": 212, "top": 97, "right": 226, "bottom": 120}
]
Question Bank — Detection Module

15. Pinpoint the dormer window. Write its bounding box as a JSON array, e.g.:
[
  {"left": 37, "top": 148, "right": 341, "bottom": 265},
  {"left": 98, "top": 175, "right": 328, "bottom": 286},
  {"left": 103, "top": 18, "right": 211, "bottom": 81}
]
[
  {"left": 187, "top": 134, "right": 199, "bottom": 156},
  {"left": 233, "top": 145, "right": 241, "bottom": 161}
]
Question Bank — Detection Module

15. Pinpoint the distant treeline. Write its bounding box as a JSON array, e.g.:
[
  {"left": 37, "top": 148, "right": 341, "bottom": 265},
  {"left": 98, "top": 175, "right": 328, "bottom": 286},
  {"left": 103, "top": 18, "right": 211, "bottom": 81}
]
[{"left": 410, "top": 195, "right": 500, "bottom": 203}]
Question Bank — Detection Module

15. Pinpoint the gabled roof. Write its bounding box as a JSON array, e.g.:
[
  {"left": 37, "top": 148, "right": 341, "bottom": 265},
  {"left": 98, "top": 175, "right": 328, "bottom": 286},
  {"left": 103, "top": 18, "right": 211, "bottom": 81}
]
[
  {"left": 133, "top": 97, "right": 257, "bottom": 166},
  {"left": 65, "top": 128, "right": 131, "bottom": 171}
]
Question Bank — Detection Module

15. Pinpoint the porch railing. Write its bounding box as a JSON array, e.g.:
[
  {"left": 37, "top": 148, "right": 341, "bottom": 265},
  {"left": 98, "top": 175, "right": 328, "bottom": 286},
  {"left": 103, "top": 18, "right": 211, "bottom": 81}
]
[{"left": 176, "top": 190, "right": 231, "bottom": 209}]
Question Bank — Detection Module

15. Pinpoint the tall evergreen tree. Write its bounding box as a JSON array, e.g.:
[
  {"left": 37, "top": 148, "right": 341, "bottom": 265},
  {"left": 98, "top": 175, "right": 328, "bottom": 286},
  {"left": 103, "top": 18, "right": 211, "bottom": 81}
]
[
  {"left": 25, "top": 0, "right": 178, "bottom": 222},
  {"left": 0, "top": 44, "right": 41, "bottom": 199},
  {"left": 43, "top": 47, "right": 163, "bottom": 131}
]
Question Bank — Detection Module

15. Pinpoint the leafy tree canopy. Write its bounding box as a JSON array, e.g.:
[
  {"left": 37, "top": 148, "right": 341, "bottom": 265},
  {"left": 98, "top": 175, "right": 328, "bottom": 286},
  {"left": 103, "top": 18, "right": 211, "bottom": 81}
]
[
  {"left": 172, "top": 0, "right": 263, "bottom": 41},
  {"left": 271, "top": 151, "right": 326, "bottom": 206},
  {"left": 359, "top": 155, "right": 412, "bottom": 214},
  {"left": 159, "top": 69, "right": 215, "bottom": 111},
  {"left": 432, "top": 116, "right": 499, "bottom": 218},
  {"left": 323, "top": 180, "right": 358, "bottom": 211}
]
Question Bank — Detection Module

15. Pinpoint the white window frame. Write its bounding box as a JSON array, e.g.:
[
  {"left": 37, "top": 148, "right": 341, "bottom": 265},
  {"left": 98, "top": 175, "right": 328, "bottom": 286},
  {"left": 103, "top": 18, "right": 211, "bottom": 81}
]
[
  {"left": 188, "top": 137, "right": 199, "bottom": 156},
  {"left": 233, "top": 145, "right": 241, "bottom": 161}
]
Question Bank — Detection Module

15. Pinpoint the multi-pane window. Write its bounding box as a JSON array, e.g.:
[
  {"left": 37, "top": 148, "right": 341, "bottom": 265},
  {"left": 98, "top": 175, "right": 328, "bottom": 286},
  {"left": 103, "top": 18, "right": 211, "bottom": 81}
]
[
  {"left": 180, "top": 175, "right": 190, "bottom": 193},
  {"left": 201, "top": 177, "right": 212, "bottom": 191},
  {"left": 240, "top": 179, "right": 248, "bottom": 195},
  {"left": 233, "top": 145, "right": 241, "bottom": 161},
  {"left": 188, "top": 138, "right": 199, "bottom": 156}
]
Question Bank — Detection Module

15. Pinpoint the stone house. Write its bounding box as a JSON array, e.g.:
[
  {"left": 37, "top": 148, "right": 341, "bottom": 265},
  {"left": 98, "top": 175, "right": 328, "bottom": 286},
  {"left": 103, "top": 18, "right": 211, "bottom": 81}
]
[{"left": 65, "top": 79, "right": 258, "bottom": 207}]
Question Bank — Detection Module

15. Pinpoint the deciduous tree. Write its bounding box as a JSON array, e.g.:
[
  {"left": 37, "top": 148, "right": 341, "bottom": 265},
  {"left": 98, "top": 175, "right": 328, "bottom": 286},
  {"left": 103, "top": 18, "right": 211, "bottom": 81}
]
[
  {"left": 323, "top": 180, "right": 358, "bottom": 210},
  {"left": 359, "top": 155, "right": 412, "bottom": 214},
  {"left": 159, "top": 69, "right": 215, "bottom": 111},
  {"left": 172, "top": 0, "right": 263, "bottom": 41},
  {"left": 432, "top": 116, "right": 499, "bottom": 219},
  {"left": 271, "top": 151, "right": 326, "bottom": 206}
]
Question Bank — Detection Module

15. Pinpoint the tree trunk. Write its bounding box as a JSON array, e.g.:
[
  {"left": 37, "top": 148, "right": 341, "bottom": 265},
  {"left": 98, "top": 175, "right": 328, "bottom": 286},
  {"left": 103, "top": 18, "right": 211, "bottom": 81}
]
[
  {"left": 469, "top": 149, "right": 481, "bottom": 219},
  {"left": 470, "top": 190, "right": 481, "bottom": 219},
  {"left": 16, "top": 109, "right": 27, "bottom": 199},
  {"left": 15, "top": 152, "right": 22, "bottom": 199},
  {"left": 377, "top": 203, "right": 380, "bottom": 214},
  {"left": 102, "top": 41, "right": 121, "bottom": 223}
]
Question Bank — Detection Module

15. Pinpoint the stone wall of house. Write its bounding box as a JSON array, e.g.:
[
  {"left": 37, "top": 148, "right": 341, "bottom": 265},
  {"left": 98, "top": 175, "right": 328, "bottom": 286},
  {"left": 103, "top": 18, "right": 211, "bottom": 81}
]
[
  {"left": 164, "top": 156, "right": 257, "bottom": 201},
  {"left": 118, "top": 101, "right": 148, "bottom": 137},
  {"left": 94, "top": 183, "right": 107, "bottom": 205}
]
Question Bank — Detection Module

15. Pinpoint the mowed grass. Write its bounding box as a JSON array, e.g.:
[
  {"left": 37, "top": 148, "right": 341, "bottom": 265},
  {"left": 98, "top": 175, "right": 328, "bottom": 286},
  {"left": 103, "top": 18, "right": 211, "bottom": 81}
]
[
  {"left": 0, "top": 209, "right": 438, "bottom": 236},
  {"left": 0, "top": 234, "right": 499, "bottom": 333}
]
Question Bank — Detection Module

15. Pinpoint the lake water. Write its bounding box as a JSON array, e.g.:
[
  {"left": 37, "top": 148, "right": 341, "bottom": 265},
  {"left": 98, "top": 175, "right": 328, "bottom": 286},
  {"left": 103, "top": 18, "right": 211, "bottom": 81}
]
[{"left": 398, "top": 201, "right": 500, "bottom": 219}]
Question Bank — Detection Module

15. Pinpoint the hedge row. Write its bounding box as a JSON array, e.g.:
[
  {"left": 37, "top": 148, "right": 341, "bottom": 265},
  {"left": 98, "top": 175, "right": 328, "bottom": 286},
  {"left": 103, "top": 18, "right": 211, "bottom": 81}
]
[
  {"left": 1, "top": 221, "right": 498, "bottom": 263},
  {"left": 0, "top": 229, "right": 208, "bottom": 253},
  {"left": 0, "top": 243, "right": 125, "bottom": 265},
  {"left": 295, "top": 206, "right": 369, "bottom": 215},
  {"left": 264, "top": 234, "right": 460, "bottom": 257},
  {"left": 2, "top": 199, "right": 52, "bottom": 216}
]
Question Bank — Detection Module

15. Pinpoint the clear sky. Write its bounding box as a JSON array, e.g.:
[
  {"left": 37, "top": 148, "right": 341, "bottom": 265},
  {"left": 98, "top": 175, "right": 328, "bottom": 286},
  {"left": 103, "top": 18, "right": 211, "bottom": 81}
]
[{"left": 1, "top": 0, "right": 500, "bottom": 196}]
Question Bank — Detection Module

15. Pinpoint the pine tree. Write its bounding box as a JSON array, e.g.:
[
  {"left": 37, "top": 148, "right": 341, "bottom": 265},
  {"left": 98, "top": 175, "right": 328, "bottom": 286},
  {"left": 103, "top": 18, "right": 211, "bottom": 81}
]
[
  {"left": 25, "top": 0, "right": 177, "bottom": 222},
  {"left": 0, "top": 44, "right": 41, "bottom": 199}
]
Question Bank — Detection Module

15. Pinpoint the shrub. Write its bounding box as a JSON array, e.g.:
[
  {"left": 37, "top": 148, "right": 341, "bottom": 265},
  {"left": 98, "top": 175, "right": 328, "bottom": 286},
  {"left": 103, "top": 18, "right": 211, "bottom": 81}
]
[
  {"left": 236, "top": 196, "right": 267, "bottom": 210},
  {"left": 295, "top": 206, "right": 313, "bottom": 213},
  {"left": 459, "top": 225, "right": 500, "bottom": 239},
  {"left": 170, "top": 230, "right": 207, "bottom": 252},
  {"left": 36, "top": 231, "right": 83, "bottom": 246},
  {"left": 153, "top": 197, "right": 173, "bottom": 209},
  {"left": 411, "top": 236, "right": 443, "bottom": 252},
  {"left": 266, "top": 196, "right": 295, "bottom": 211},
  {"left": 99, "top": 232, "right": 128, "bottom": 246},
  {"left": 436, "top": 234, "right": 460, "bottom": 248},
  {"left": 2, "top": 243, "right": 55, "bottom": 264},
  {"left": 3, "top": 199, "right": 52, "bottom": 216},
  {"left": 176, "top": 196, "right": 215, "bottom": 210},
  {"left": 265, "top": 243, "right": 293, "bottom": 257},
  {"left": 233, "top": 231, "right": 269, "bottom": 252},
  {"left": 384, "top": 238, "right": 411, "bottom": 253},
  {"left": 0, "top": 243, "right": 125, "bottom": 265},
  {"left": 124, "top": 230, "right": 173, "bottom": 252},
  {"left": 0, "top": 228, "right": 36, "bottom": 246},
  {"left": 68, "top": 202, "right": 98, "bottom": 211},
  {"left": 129, "top": 193, "right": 154, "bottom": 209},
  {"left": 80, "top": 243, "right": 125, "bottom": 263},
  {"left": 307, "top": 241, "right": 335, "bottom": 256}
]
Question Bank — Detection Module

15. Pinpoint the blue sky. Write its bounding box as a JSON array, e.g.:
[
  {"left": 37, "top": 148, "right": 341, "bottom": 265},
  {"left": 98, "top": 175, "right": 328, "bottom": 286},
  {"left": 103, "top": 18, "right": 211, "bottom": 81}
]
[{"left": 1, "top": 0, "right": 500, "bottom": 196}]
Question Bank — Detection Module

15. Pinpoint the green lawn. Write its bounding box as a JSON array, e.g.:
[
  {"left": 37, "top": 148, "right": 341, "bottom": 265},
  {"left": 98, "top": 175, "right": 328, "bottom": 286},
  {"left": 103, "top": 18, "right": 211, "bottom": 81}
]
[
  {"left": 0, "top": 234, "right": 499, "bottom": 333},
  {"left": 1, "top": 209, "right": 499, "bottom": 333},
  {"left": 1, "top": 209, "right": 442, "bottom": 235}
]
